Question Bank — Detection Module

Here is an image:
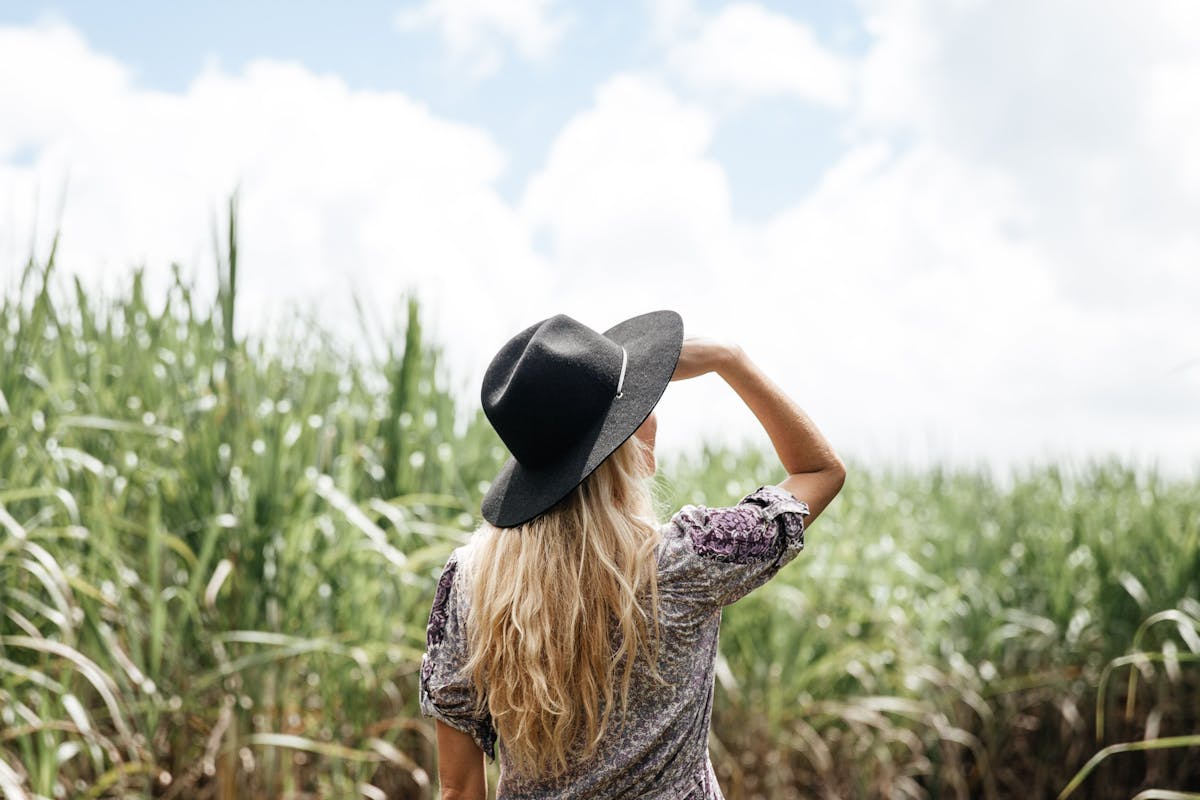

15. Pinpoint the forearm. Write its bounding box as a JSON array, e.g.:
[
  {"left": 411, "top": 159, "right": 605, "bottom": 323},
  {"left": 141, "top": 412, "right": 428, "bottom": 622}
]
[
  {"left": 716, "top": 346, "right": 844, "bottom": 475},
  {"left": 441, "top": 789, "right": 487, "bottom": 800},
  {"left": 440, "top": 771, "right": 487, "bottom": 800},
  {"left": 435, "top": 721, "right": 488, "bottom": 799}
]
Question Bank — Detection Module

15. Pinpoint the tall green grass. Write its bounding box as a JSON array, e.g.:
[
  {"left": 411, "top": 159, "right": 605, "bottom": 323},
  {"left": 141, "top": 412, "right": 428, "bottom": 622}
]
[
  {"left": 1, "top": 211, "right": 507, "bottom": 798},
  {"left": 2, "top": 211, "right": 1198, "bottom": 798},
  {"left": 671, "top": 450, "right": 1200, "bottom": 797}
]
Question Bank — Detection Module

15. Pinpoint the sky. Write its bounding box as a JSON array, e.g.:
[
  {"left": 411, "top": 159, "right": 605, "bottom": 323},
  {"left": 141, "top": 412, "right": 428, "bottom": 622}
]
[{"left": 2, "top": 0, "right": 1199, "bottom": 485}]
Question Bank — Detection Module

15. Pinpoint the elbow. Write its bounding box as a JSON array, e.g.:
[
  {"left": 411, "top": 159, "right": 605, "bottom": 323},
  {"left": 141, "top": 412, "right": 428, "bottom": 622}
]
[
  {"left": 826, "top": 459, "right": 848, "bottom": 489},
  {"left": 441, "top": 790, "right": 485, "bottom": 800}
]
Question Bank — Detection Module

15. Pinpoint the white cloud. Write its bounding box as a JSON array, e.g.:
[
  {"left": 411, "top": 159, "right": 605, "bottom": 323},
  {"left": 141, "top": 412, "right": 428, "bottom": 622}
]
[
  {"left": 395, "top": 0, "right": 569, "bottom": 78},
  {"left": 855, "top": 10, "right": 1200, "bottom": 299},
  {"left": 512, "top": 1, "right": 1200, "bottom": 478},
  {"left": 514, "top": 73, "right": 1056, "bottom": 471},
  {"left": 853, "top": 0, "right": 1200, "bottom": 304},
  {"left": 4, "top": 3, "right": 1200, "bottom": 480},
  {"left": 834, "top": 0, "right": 1200, "bottom": 475},
  {"left": 666, "top": 3, "right": 852, "bottom": 107},
  {"left": 516, "top": 73, "right": 764, "bottom": 462},
  {"left": 0, "top": 20, "right": 553, "bottom": 393},
  {"left": 646, "top": 0, "right": 700, "bottom": 44},
  {"left": 521, "top": 74, "right": 736, "bottom": 289}
]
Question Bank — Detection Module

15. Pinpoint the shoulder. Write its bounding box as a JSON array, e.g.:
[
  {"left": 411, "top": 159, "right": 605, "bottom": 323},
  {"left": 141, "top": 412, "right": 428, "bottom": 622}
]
[
  {"left": 420, "top": 543, "right": 499, "bottom": 762},
  {"left": 432, "top": 540, "right": 481, "bottom": 599},
  {"left": 427, "top": 545, "right": 471, "bottom": 648}
]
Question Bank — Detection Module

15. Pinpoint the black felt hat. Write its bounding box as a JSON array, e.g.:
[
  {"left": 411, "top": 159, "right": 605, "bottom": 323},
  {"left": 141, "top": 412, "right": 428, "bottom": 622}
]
[{"left": 479, "top": 310, "right": 684, "bottom": 528}]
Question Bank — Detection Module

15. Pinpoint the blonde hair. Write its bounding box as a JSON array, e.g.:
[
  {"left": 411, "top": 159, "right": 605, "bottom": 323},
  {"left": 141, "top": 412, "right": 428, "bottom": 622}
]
[{"left": 460, "top": 432, "right": 670, "bottom": 778}]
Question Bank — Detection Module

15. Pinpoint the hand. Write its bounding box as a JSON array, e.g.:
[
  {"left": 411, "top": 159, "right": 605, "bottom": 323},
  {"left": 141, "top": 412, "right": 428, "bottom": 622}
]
[{"left": 671, "top": 337, "right": 738, "bottom": 381}]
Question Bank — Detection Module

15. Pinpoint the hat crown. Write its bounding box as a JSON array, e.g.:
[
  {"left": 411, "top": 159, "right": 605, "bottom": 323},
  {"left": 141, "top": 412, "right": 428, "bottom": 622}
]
[{"left": 482, "top": 314, "right": 625, "bottom": 468}]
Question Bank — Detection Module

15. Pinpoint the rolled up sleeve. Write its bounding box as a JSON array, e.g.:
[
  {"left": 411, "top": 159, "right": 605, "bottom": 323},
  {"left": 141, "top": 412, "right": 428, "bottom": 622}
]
[
  {"left": 660, "top": 484, "right": 810, "bottom": 608},
  {"left": 418, "top": 550, "right": 498, "bottom": 762}
]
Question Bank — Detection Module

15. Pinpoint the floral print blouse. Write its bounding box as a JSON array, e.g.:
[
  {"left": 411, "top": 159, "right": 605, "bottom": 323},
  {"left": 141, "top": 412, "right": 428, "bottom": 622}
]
[{"left": 419, "top": 483, "right": 811, "bottom": 799}]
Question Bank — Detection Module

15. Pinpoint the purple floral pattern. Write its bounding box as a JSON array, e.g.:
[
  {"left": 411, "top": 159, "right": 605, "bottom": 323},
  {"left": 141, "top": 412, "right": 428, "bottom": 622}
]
[
  {"left": 679, "top": 486, "right": 808, "bottom": 564},
  {"left": 681, "top": 504, "right": 774, "bottom": 563},
  {"left": 426, "top": 552, "right": 458, "bottom": 648},
  {"left": 420, "top": 551, "right": 499, "bottom": 761},
  {"left": 663, "top": 484, "right": 810, "bottom": 608},
  {"left": 418, "top": 484, "right": 811, "bottom": 798}
]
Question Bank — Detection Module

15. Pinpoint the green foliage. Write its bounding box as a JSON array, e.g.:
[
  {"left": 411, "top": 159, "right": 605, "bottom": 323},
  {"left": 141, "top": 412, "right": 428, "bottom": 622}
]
[
  {"left": 1, "top": 216, "right": 1197, "bottom": 798},
  {"left": 658, "top": 453, "right": 1200, "bottom": 797},
  {"left": 0, "top": 215, "right": 506, "bottom": 797}
]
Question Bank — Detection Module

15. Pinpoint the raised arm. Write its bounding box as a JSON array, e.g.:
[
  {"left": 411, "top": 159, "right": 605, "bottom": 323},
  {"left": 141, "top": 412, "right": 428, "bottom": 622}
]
[{"left": 672, "top": 338, "right": 845, "bottom": 524}]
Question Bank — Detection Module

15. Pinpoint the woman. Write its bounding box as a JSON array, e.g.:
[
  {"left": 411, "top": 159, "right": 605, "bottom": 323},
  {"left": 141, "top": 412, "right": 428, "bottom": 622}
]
[{"left": 420, "top": 310, "right": 845, "bottom": 799}]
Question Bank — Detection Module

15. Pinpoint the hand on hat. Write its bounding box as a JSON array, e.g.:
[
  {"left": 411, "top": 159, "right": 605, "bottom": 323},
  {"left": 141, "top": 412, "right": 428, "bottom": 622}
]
[{"left": 671, "top": 337, "right": 740, "bottom": 382}]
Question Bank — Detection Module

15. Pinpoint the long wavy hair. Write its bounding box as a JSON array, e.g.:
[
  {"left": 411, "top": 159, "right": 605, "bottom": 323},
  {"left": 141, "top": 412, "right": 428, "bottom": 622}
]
[{"left": 459, "top": 431, "right": 670, "bottom": 778}]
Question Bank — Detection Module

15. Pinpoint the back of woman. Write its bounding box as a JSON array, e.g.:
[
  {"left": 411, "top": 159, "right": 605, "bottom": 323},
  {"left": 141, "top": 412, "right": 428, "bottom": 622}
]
[{"left": 420, "top": 311, "right": 845, "bottom": 799}]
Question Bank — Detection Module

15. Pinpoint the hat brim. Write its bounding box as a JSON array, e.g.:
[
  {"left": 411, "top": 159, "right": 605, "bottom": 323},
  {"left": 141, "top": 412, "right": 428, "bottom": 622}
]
[{"left": 479, "top": 309, "right": 684, "bottom": 528}]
